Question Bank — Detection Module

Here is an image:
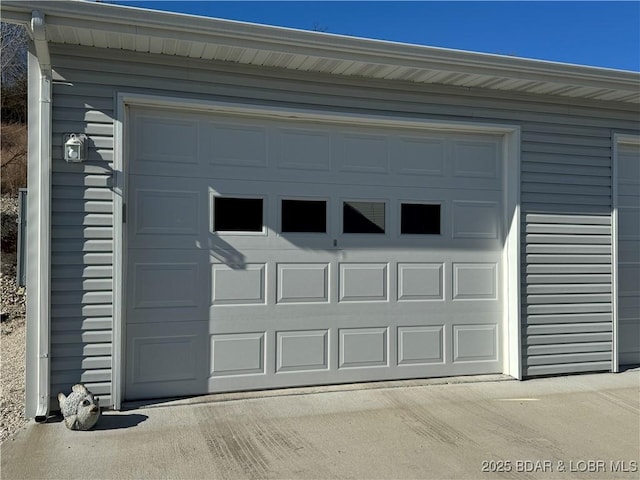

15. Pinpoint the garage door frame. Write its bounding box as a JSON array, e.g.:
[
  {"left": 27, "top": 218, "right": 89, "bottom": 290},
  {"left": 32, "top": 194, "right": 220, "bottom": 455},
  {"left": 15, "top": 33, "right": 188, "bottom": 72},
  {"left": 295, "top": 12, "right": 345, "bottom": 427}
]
[
  {"left": 612, "top": 133, "right": 640, "bottom": 373},
  {"left": 111, "top": 92, "right": 522, "bottom": 410}
]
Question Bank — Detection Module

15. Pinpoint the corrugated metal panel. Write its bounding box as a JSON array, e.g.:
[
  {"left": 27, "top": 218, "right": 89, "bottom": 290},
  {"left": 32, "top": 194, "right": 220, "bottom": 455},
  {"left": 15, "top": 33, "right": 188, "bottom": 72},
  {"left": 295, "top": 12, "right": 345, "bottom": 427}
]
[{"left": 46, "top": 45, "right": 639, "bottom": 408}]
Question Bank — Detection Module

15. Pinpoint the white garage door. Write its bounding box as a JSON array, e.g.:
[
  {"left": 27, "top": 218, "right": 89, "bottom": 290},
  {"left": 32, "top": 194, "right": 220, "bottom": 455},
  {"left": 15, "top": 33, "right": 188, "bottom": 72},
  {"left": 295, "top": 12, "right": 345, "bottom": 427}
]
[
  {"left": 617, "top": 142, "right": 640, "bottom": 366},
  {"left": 124, "top": 107, "right": 505, "bottom": 400}
]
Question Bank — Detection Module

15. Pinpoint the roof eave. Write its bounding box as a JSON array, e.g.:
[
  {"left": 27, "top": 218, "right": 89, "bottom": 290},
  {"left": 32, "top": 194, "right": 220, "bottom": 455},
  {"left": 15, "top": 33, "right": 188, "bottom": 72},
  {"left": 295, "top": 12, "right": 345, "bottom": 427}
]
[{"left": 3, "top": 0, "right": 639, "bottom": 103}]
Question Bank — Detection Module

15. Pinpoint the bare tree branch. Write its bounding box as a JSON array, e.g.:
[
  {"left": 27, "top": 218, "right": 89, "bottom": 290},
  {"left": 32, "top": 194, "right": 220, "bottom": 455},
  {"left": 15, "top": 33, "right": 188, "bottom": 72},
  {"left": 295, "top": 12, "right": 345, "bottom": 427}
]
[
  {"left": 1, "top": 22, "right": 28, "bottom": 123},
  {"left": 1, "top": 22, "right": 28, "bottom": 86}
]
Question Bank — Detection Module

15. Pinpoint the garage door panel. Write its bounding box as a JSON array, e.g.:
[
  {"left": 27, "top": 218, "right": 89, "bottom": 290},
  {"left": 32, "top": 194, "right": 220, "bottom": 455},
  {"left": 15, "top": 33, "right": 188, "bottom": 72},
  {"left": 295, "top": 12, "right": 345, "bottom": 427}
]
[
  {"left": 134, "top": 189, "right": 200, "bottom": 236},
  {"left": 618, "top": 146, "right": 640, "bottom": 182},
  {"left": 207, "top": 308, "right": 500, "bottom": 335},
  {"left": 131, "top": 108, "right": 503, "bottom": 190},
  {"left": 211, "top": 263, "right": 266, "bottom": 305},
  {"left": 332, "top": 172, "right": 502, "bottom": 192},
  {"left": 125, "top": 320, "right": 209, "bottom": 400},
  {"left": 339, "top": 263, "right": 388, "bottom": 302},
  {"left": 618, "top": 207, "right": 640, "bottom": 238},
  {"left": 451, "top": 139, "right": 501, "bottom": 179},
  {"left": 339, "top": 327, "right": 389, "bottom": 369},
  {"left": 206, "top": 121, "right": 268, "bottom": 168},
  {"left": 205, "top": 357, "right": 502, "bottom": 394},
  {"left": 127, "top": 249, "right": 210, "bottom": 323},
  {"left": 619, "top": 318, "right": 639, "bottom": 365},
  {"left": 618, "top": 240, "right": 640, "bottom": 263},
  {"left": 617, "top": 142, "right": 639, "bottom": 365},
  {"left": 453, "top": 324, "right": 499, "bottom": 363},
  {"left": 452, "top": 201, "right": 500, "bottom": 239},
  {"left": 132, "top": 262, "right": 200, "bottom": 309},
  {"left": 277, "top": 263, "right": 329, "bottom": 304},
  {"left": 210, "top": 332, "right": 265, "bottom": 377},
  {"left": 339, "top": 133, "right": 389, "bottom": 174},
  {"left": 453, "top": 263, "right": 499, "bottom": 301},
  {"left": 397, "top": 263, "right": 444, "bottom": 301},
  {"left": 134, "top": 116, "right": 199, "bottom": 166},
  {"left": 126, "top": 107, "right": 505, "bottom": 400},
  {"left": 394, "top": 136, "right": 446, "bottom": 176},
  {"left": 397, "top": 326, "right": 444, "bottom": 365},
  {"left": 275, "top": 127, "right": 332, "bottom": 171},
  {"left": 128, "top": 175, "right": 207, "bottom": 250},
  {"left": 618, "top": 263, "right": 640, "bottom": 295},
  {"left": 276, "top": 330, "right": 329, "bottom": 373}
]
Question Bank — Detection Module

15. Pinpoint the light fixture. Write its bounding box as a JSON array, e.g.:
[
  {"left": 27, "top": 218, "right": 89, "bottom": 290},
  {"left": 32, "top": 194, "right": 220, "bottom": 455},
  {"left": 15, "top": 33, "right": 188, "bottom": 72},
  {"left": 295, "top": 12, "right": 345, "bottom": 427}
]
[{"left": 63, "top": 133, "right": 87, "bottom": 162}]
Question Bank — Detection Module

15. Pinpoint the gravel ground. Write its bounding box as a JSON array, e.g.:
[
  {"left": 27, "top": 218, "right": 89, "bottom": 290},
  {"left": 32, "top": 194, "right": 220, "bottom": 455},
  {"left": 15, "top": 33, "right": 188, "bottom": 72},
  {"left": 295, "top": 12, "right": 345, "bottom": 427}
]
[{"left": 1, "top": 195, "right": 28, "bottom": 444}]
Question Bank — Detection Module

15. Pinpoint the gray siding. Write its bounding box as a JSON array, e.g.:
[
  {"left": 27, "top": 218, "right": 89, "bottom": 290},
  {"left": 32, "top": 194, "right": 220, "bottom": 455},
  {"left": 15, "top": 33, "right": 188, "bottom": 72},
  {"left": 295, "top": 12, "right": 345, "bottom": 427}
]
[
  {"left": 521, "top": 129, "right": 615, "bottom": 375},
  {"left": 47, "top": 45, "right": 639, "bottom": 406},
  {"left": 50, "top": 88, "right": 115, "bottom": 405}
]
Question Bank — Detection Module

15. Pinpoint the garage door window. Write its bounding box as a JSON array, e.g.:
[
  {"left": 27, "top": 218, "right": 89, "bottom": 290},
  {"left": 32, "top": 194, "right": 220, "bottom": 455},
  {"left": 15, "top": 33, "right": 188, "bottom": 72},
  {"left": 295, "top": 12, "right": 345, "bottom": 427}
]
[
  {"left": 214, "top": 197, "right": 263, "bottom": 232},
  {"left": 401, "top": 203, "right": 441, "bottom": 235},
  {"left": 343, "top": 201, "right": 385, "bottom": 234},
  {"left": 281, "top": 199, "right": 327, "bottom": 233}
]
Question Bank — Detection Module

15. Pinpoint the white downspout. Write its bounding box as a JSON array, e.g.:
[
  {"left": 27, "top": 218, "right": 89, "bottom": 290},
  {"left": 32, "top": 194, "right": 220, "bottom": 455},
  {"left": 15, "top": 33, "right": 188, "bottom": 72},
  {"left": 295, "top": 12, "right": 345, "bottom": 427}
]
[{"left": 28, "top": 10, "right": 52, "bottom": 422}]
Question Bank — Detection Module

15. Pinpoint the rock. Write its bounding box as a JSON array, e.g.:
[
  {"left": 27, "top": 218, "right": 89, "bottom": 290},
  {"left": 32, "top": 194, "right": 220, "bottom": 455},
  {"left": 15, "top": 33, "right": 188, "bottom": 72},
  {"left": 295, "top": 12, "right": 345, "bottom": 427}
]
[
  {"left": 0, "top": 195, "right": 19, "bottom": 254},
  {"left": 0, "top": 194, "right": 27, "bottom": 443}
]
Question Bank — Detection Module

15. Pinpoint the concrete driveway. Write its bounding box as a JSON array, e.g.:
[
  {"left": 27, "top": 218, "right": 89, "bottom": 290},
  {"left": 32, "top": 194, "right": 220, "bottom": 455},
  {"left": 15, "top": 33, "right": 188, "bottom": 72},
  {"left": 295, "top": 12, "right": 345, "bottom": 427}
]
[{"left": 2, "top": 370, "right": 639, "bottom": 479}]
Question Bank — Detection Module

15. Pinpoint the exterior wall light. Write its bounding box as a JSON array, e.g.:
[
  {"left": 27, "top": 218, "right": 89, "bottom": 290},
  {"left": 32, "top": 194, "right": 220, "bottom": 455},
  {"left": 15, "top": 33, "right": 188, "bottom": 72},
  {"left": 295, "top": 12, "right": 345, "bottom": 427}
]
[{"left": 63, "top": 133, "right": 87, "bottom": 162}]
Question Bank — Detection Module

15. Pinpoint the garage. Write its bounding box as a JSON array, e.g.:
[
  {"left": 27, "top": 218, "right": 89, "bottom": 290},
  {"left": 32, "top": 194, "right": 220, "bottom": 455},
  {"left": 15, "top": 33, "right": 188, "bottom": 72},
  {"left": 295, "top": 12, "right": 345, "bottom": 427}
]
[
  {"left": 125, "top": 106, "right": 507, "bottom": 400},
  {"left": 7, "top": 0, "right": 639, "bottom": 416}
]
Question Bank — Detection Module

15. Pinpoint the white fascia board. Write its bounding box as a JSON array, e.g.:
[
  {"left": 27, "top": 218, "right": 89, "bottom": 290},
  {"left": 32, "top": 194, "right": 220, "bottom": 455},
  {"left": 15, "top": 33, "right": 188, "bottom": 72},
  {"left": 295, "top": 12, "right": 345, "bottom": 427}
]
[
  {"left": 4, "top": 0, "right": 639, "bottom": 95},
  {"left": 48, "top": 14, "right": 640, "bottom": 93},
  {"left": 0, "top": 8, "right": 32, "bottom": 25}
]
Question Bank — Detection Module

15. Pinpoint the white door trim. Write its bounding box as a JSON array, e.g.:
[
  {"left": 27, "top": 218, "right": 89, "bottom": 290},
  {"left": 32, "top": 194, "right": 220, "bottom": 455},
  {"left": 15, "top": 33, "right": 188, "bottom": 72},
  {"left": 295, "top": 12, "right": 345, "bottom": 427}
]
[
  {"left": 612, "top": 133, "right": 640, "bottom": 373},
  {"left": 112, "top": 92, "right": 522, "bottom": 408}
]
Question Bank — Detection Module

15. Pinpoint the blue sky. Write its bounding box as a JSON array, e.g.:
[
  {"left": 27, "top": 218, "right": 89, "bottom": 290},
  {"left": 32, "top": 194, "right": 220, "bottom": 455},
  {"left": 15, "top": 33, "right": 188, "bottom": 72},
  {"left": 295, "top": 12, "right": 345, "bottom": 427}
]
[{"left": 110, "top": 1, "right": 640, "bottom": 72}]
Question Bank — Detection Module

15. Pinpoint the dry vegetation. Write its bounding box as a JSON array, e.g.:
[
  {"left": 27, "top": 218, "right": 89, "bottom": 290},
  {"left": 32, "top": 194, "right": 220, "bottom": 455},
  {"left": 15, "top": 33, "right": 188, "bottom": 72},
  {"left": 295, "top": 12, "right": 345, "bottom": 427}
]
[
  {"left": 1, "top": 195, "right": 27, "bottom": 443},
  {"left": 1, "top": 21, "right": 29, "bottom": 443},
  {"left": 1, "top": 126, "right": 27, "bottom": 442},
  {"left": 1, "top": 122, "right": 27, "bottom": 197}
]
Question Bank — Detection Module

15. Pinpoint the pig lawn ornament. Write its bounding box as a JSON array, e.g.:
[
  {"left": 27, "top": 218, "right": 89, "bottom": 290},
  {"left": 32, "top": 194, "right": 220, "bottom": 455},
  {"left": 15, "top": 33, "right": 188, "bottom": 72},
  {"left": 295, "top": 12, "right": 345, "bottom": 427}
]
[{"left": 58, "top": 384, "right": 101, "bottom": 431}]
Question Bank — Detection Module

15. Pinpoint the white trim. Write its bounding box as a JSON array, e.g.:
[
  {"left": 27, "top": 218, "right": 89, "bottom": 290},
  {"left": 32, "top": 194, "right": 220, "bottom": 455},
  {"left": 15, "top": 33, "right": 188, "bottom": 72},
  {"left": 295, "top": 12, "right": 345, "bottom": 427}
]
[
  {"left": 30, "top": 11, "right": 51, "bottom": 75},
  {"left": 503, "top": 129, "right": 522, "bottom": 380},
  {"left": 113, "top": 92, "right": 522, "bottom": 406},
  {"left": 118, "top": 93, "right": 521, "bottom": 135},
  {"left": 25, "top": 25, "right": 52, "bottom": 420},
  {"left": 612, "top": 133, "right": 640, "bottom": 373},
  {"left": 111, "top": 97, "right": 126, "bottom": 410}
]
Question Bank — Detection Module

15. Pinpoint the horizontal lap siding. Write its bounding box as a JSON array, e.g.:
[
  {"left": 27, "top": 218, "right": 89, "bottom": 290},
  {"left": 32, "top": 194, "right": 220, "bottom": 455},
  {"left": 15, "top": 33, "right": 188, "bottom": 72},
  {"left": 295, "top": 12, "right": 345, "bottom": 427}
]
[
  {"left": 47, "top": 45, "right": 639, "bottom": 407},
  {"left": 50, "top": 84, "right": 115, "bottom": 407},
  {"left": 521, "top": 130, "right": 614, "bottom": 376}
]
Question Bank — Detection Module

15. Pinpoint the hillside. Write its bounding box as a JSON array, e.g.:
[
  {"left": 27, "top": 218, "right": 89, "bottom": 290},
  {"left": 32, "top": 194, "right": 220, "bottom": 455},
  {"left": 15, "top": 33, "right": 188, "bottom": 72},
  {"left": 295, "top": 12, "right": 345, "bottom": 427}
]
[{"left": 1, "top": 121, "right": 28, "bottom": 443}]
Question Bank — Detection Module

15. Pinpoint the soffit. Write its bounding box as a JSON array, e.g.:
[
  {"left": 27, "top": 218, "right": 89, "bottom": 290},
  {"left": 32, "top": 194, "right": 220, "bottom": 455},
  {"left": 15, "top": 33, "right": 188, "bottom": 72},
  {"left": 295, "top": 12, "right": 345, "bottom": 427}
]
[{"left": 3, "top": 0, "right": 639, "bottom": 104}]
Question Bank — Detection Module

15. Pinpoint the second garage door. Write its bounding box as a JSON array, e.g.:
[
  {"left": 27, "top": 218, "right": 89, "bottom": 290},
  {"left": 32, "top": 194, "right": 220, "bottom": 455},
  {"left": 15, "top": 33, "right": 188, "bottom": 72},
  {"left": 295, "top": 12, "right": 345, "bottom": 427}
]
[
  {"left": 125, "top": 107, "right": 505, "bottom": 400},
  {"left": 617, "top": 141, "right": 640, "bottom": 366}
]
